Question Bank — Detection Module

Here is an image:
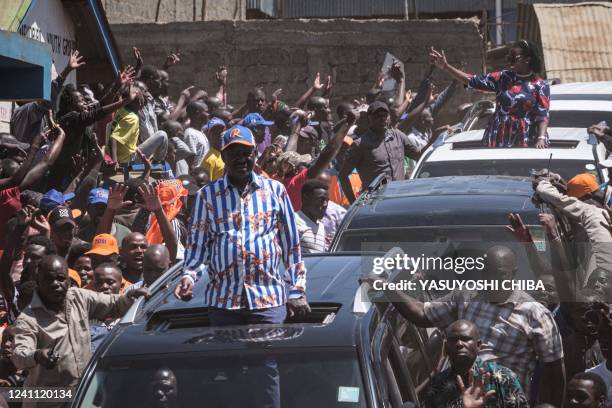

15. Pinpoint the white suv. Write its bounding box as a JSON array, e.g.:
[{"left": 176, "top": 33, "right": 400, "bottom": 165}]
[{"left": 410, "top": 128, "right": 608, "bottom": 183}]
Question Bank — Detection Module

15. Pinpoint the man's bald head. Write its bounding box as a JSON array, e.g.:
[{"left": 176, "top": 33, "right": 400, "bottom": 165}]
[
  {"left": 149, "top": 367, "right": 178, "bottom": 408},
  {"left": 143, "top": 245, "right": 170, "bottom": 286},
  {"left": 484, "top": 245, "right": 517, "bottom": 280},
  {"left": 37, "top": 255, "right": 70, "bottom": 308}
]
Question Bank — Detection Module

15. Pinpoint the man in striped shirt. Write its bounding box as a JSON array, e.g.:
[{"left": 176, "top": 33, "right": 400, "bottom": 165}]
[{"left": 175, "top": 125, "right": 310, "bottom": 324}]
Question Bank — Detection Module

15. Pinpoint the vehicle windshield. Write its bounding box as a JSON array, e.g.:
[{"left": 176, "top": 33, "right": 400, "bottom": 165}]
[
  {"left": 416, "top": 159, "right": 600, "bottom": 182},
  {"left": 78, "top": 349, "right": 366, "bottom": 408},
  {"left": 549, "top": 110, "right": 612, "bottom": 129},
  {"left": 335, "top": 225, "right": 551, "bottom": 280}
]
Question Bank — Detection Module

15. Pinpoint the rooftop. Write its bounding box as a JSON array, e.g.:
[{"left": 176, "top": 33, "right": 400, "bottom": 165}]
[
  {"left": 342, "top": 176, "right": 541, "bottom": 230},
  {"left": 102, "top": 255, "right": 368, "bottom": 358},
  {"left": 426, "top": 128, "right": 596, "bottom": 162}
]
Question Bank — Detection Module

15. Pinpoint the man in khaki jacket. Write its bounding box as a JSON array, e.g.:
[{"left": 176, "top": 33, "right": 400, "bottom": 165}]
[
  {"left": 11, "top": 255, "right": 148, "bottom": 407},
  {"left": 535, "top": 174, "right": 612, "bottom": 288}
]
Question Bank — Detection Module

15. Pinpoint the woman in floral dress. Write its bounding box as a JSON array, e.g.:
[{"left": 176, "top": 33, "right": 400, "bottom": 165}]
[{"left": 430, "top": 40, "right": 550, "bottom": 148}]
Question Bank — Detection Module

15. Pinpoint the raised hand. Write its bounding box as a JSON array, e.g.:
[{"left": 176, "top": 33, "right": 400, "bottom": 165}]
[
  {"left": 68, "top": 49, "right": 85, "bottom": 71},
  {"left": 507, "top": 212, "right": 533, "bottom": 243},
  {"left": 107, "top": 184, "right": 132, "bottom": 211},
  {"left": 429, "top": 47, "right": 448, "bottom": 70},
  {"left": 137, "top": 183, "right": 162, "bottom": 212},
  {"left": 31, "top": 213, "right": 51, "bottom": 236},
  {"left": 119, "top": 65, "right": 136, "bottom": 86},
  {"left": 457, "top": 368, "right": 496, "bottom": 408},
  {"left": 313, "top": 72, "right": 322, "bottom": 90},
  {"left": 164, "top": 52, "right": 181, "bottom": 68},
  {"left": 388, "top": 60, "right": 403, "bottom": 81},
  {"left": 132, "top": 46, "right": 143, "bottom": 67},
  {"left": 180, "top": 85, "right": 195, "bottom": 100},
  {"left": 16, "top": 206, "right": 34, "bottom": 227},
  {"left": 215, "top": 65, "right": 228, "bottom": 86},
  {"left": 272, "top": 88, "right": 283, "bottom": 101}
]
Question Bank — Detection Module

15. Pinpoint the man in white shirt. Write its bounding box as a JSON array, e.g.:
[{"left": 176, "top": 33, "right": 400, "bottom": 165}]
[
  {"left": 295, "top": 179, "right": 329, "bottom": 253},
  {"left": 184, "top": 101, "right": 210, "bottom": 168},
  {"left": 323, "top": 200, "right": 346, "bottom": 250}
]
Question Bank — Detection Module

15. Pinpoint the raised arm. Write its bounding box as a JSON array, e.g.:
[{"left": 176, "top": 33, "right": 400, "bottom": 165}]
[
  {"left": 96, "top": 184, "right": 131, "bottom": 235},
  {"left": 506, "top": 213, "right": 551, "bottom": 277},
  {"left": 283, "top": 111, "right": 306, "bottom": 153},
  {"left": 215, "top": 66, "right": 228, "bottom": 107},
  {"left": 398, "top": 80, "right": 433, "bottom": 133},
  {"left": 540, "top": 212, "right": 576, "bottom": 301},
  {"left": 306, "top": 118, "right": 352, "bottom": 179},
  {"left": 19, "top": 120, "right": 66, "bottom": 190},
  {"left": 429, "top": 47, "right": 471, "bottom": 85},
  {"left": 138, "top": 183, "right": 178, "bottom": 261},
  {"left": 295, "top": 73, "right": 323, "bottom": 109}
]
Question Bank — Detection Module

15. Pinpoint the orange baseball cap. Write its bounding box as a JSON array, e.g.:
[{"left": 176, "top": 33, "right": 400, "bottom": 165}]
[
  {"left": 567, "top": 173, "right": 600, "bottom": 199},
  {"left": 85, "top": 233, "right": 119, "bottom": 256}
]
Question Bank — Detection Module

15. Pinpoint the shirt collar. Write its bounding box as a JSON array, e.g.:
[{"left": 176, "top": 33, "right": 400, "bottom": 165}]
[
  {"left": 223, "top": 171, "right": 263, "bottom": 192},
  {"left": 30, "top": 290, "right": 66, "bottom": 315}
]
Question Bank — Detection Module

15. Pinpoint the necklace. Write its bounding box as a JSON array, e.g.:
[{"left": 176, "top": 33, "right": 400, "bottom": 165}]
[{"left": 515, "top": 71, "right": 534, "bottom": 78}]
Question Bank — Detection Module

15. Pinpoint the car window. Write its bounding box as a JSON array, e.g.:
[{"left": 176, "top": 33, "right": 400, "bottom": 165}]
[
  {"left": 78, "top": 350, "right": 366, "bottom": 408},
  {"left": 416, "top": 159, "right": 600, "bottom": 182},
  {"left": 549, "top": 110, "right": 612, "bottom": 129}
]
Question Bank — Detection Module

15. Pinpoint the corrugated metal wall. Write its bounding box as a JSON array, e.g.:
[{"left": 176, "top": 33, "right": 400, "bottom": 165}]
[
  {"left": 276, "top": 0, "right": 610, "bottom": 18},
  {"left": 521, "top": 2, "right": 612, "bottom": 82},
  {"left": 412, "top": 0, "right": 605, "bottom": 14},
  {"left": 280, "top": 0, "right": 407, "bottom": 18}
]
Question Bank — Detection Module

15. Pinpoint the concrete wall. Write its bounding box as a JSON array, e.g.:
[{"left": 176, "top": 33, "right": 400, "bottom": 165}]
[
  {"left": 111, "top": 19, "right": 484, "bottom": 122},
  {"left": 102, "top": 0, "right": 244, "bottom": 23}
]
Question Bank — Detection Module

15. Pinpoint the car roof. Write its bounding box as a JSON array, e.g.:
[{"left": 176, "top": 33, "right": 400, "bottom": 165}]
[
  {"left": 551, "top": 81, "right": 612, "bottom": 96},
  {"left": 425, "top": 128, "right": 595, "bottom": 162},
  {"left": 551, "top": 99, "right": 612, "bottom": 111},
  {"left": 101, "top": 255, "right": 367, "bottom": 358},
  {"left": 343, "top": 176, "right": 541, "bottom": 229}
]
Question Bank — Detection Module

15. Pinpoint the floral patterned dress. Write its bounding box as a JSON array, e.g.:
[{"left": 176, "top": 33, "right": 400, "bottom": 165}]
[{"left": 468, "top": 70, "right": 550, "bottom": 147}]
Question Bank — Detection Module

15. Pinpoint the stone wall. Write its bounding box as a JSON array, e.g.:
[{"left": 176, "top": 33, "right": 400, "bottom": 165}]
[
  {"left": 111, "top": 19, "right": 484, "bottom": 123},
  {"left": 102, "top": 0, "right": 244, "bottom": 23}
]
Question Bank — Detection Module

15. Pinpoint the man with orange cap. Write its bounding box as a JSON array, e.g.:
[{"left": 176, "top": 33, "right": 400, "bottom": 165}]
[
  {"left": 84, "top": 234, "right": 132, "bottom": 293},
  {"left": 534, "top": 172, "right": 612, "bottom": 287}
]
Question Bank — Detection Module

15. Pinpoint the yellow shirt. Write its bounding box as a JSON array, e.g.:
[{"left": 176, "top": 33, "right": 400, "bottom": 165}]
[
  {"left": 201, "top": 147, "right": 225, "bottom": 180},
  {"left": 110, "top": 108, "right": 139, "bottom": 164}
]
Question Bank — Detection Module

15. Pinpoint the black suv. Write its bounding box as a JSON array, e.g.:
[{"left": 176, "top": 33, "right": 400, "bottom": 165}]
[
  {"left": 330, "top": 175, "right": 559, "bottom": 281},
  {"left": 72, "top": 253, "right": 447, "bottom": 408}
]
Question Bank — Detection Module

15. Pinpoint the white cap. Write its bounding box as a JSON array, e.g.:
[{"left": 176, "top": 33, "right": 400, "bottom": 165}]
[{"left": 599, "top": 159, "right": 612, "bottom": 168}]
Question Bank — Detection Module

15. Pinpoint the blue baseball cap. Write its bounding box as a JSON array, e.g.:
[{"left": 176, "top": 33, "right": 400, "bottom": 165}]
[
  {"left": 222, "top": 125, "right": 256, "bottom": 151},
  {"left": 88, "top": 188, "right": 109, "bottom": 205},
  {"left": 241, "top": 113, "right": 273, "bottom": 128},
  {"left": 40, "top": 189, "right": 75, "bottom": 213},
  {"left": 206, "top": 117, "right": 226, "bottom": 131}
]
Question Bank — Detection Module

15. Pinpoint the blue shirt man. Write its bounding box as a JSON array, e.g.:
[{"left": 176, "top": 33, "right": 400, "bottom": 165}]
[{"left": 175, "top": 125, "right": 310, "bottom": 325}]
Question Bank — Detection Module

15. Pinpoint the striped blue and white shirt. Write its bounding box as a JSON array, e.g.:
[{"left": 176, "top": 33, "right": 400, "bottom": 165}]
[{"left": 183, "top": 171, "right": 306, "bottom": 310}]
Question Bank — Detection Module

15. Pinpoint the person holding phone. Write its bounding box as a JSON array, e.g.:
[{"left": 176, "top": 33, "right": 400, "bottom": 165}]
[{"left": 430, "top": 40, "right": 550, "bottom": 149}]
